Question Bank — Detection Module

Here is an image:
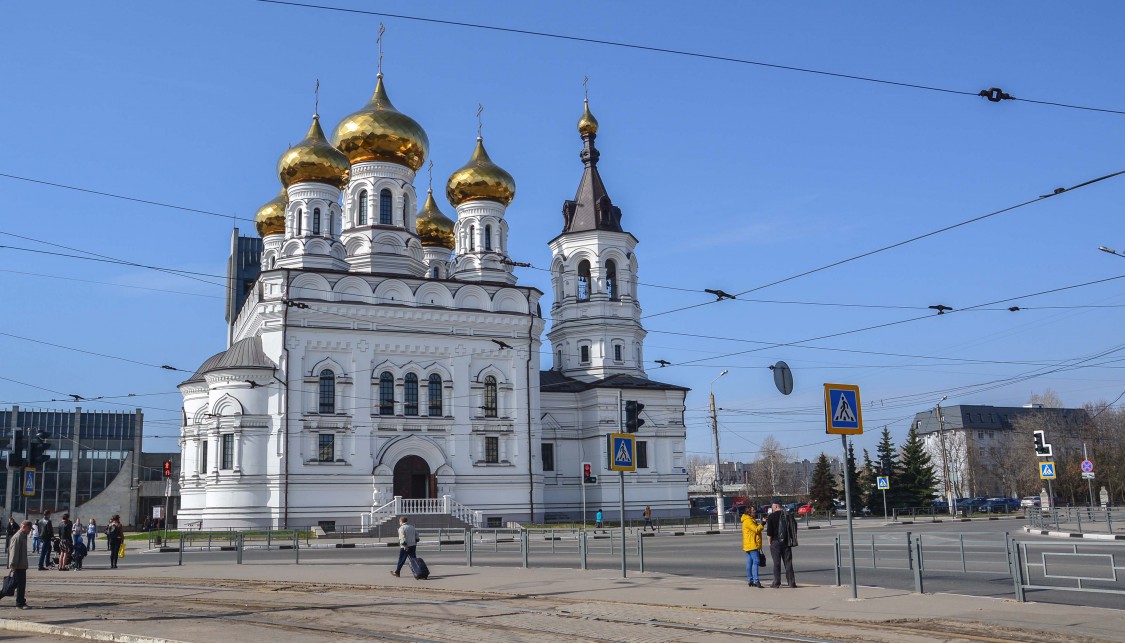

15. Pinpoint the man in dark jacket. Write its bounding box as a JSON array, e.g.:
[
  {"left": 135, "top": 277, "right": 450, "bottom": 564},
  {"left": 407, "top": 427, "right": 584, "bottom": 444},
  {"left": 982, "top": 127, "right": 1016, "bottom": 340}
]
[
  {"left": 764, "top": 499, "right": 797, "bottom": 589},
  {"left": 36, "top": 512, "right": 52, "bottom": 571},
  {"left": 7, "top": 520, "right": 31, "bottom": 608}
]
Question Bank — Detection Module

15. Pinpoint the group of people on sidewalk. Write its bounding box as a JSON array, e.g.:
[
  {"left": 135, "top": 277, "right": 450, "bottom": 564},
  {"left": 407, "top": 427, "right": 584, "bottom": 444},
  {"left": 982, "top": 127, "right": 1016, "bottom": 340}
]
[
  {"left": 4, "top": 512, "right": 127, "bottom": 609},
  {"left": 741, "top": 499, "right": 798, "bottom": 589}
]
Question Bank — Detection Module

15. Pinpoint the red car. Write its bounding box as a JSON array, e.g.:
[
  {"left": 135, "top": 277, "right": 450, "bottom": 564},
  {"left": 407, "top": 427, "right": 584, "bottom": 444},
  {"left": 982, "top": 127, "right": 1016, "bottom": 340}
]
[{"left": 796, "top": 503, "right": 814, "bottom": 516}]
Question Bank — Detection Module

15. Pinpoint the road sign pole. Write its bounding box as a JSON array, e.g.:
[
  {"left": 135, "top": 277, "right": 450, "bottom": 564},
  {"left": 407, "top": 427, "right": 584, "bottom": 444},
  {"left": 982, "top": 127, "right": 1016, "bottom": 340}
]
[
  {"left": 1084, "top": 444, "right": 1094, "bottom": 508},
  {"left": 619, "top": 470, "right": 626, "bottom": 579},
  {"left": 2, "top": 469, "right": 13, "bottom": 557},
  {"left": 581, "top": 472, "right": 587, "bottom": 531},
  {"left": 882, "top": 489, "right": 887, "bottom": 521},
  {"left": 841, "top": 434, "right": 858, "bottom": 599}
]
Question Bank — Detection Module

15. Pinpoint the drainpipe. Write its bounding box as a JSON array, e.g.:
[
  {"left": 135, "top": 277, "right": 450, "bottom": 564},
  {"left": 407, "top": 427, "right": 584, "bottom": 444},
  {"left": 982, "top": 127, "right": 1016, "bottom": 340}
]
[
  {"left": 526, "top": 304, "right": 535, "bottom": 522},
  {"left": 282, "top": 269, "right": 292, "bottom": 529}
]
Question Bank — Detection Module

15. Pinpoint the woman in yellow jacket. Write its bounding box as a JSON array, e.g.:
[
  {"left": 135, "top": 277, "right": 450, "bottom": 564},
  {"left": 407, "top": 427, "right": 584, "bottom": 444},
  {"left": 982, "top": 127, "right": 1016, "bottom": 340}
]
[{"left": 741, "top": 505, "right": 764, "bottom": 587}]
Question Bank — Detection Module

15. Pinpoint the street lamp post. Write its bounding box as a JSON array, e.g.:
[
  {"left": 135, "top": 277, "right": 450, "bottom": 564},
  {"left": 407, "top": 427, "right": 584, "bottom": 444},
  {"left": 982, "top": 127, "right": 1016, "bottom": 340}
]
[
  {"left": 710, "top": 369, "right": 729, "bottom": 529},
  {"left": 935, "top": 396, "right": 955, "bottom": 516}
]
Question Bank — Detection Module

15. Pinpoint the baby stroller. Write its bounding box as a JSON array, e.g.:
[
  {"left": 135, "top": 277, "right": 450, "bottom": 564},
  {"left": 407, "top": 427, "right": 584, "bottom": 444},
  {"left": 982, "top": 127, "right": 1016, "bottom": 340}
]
[
  {"left": 50, "top": 536, "right": 79, "bottom": 571},
  {"left": 71, "top": 535, "right": 88, "bottom": 570}
]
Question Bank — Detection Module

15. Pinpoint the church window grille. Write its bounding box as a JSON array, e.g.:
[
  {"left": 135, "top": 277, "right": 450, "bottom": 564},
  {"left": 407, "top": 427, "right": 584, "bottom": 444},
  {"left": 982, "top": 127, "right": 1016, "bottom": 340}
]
[
  {"left": 483, "top": 376, "right": 498, "bottom": 418},
  {"left": 404, "top": 373, "right": 419, "bottom": 416},
  {"left": 580, "top": 345, "right": 590, "bottom": 364},
  {"left": 428, "top": 374, "right": 443, "bottom": 416},
  {"left": 379, "top": 189, "right": 393, "bottom": 225},
  {"left": 606, "top": 260, "right": 617, "bottom": 300},
  {"left": 313, "top": 208, "right": 321, "bottom": 234},
  {"left": 469, "top": 225, "right": 476, "bottom": 251},
  {"left": 318, "top": 369, "right": 335, "bottom": 414},
  {"left": 577, "top": 261, "right": 591, "bottom": 301},
  {"left": 485, "top": 436, "right": 499, "bottom": 463},
  {"left": 379, "top": 372, "right": 395, "bottom": 415},
  {"left": 484, "top": 225, "right": 492, "bottom": 250},
  {"left": 358, "top": 190, "right": 368, "bottom": 225},
  {"left": 614, "top": 344, "right": 623, "bottom": 362},
  {"left": 296, "top": 209, "right": 302, "bottom": 234},
  {"left": 220, "top": 434, "right": 234, "bottom": 470},
  {"left": 541, "top": 443, "right": 554, "bottom": 471},
  {"left": 318, "top": 434, "right": 335, "bottom": 462}
]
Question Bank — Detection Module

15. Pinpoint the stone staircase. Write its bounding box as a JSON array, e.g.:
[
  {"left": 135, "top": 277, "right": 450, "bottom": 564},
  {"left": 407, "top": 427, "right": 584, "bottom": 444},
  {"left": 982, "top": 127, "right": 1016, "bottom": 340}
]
[{"left": 361, "top": 495, "right": 483, "bottom": 531}]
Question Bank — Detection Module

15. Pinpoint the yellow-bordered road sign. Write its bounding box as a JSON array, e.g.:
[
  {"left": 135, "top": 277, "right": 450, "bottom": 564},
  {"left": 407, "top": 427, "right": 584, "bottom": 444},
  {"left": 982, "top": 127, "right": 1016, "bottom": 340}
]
[
  {"left": 608, "top": 433, "right": 636, "bottom": 472},
  {"left": 22, "top": 467, "right": 35, "bottom": 496},
  {"left": 824, "top": 383, "right": 863, "bottom": 435},
  {"left": 1039, "top": 462, "right": 1056, "bottom": 479}
]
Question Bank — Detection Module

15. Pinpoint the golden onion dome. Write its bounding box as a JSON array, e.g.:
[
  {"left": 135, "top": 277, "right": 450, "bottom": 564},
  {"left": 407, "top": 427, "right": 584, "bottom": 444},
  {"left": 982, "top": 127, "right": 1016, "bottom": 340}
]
[
  {"left": 446, "top": 137, "right": 516, "bottom": 207},
  {"left": 277, "top": 115, "right": 350, "bottom": 189},
  {"left": 578, "top": 99, "right": 599, "bottom": 136},
  {"left": 254, "top": 188, "right": 288, "bottom": 237},
  {"left": 331, "top": 74, "right": 429, "bottom": 171},
  {"left": 415, "top": 189, "right": 455, "bottom": 249}
]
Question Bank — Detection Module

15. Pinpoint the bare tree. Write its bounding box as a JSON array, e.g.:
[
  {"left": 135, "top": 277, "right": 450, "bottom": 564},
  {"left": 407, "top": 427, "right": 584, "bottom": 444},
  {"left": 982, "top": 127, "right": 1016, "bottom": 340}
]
[
  {"left": 686, "top": 454, "right": 710, "bottom": 486},
  {"left": 751, "top": 435, "right": 793, "bottom": 497},
  {"left": 1029, "top": 388, "right": 1064, "bottom": 408}
]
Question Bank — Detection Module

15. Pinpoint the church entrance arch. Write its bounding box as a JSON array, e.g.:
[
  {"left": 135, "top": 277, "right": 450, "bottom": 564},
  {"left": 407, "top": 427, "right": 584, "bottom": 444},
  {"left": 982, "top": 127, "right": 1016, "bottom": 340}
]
[{"left": 393, "top": 455, "right": 434, "bottom": 499}]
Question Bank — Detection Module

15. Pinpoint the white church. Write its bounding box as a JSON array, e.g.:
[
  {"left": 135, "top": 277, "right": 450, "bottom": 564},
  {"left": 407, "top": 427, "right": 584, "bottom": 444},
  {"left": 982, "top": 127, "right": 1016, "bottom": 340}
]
[{"left": 177, "top": 69, "right": 690, "bottom": 529}]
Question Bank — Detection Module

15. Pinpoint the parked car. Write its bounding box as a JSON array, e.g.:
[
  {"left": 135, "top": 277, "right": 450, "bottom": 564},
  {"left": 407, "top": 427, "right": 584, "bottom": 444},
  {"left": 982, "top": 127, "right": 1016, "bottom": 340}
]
[
  {"left": 796, "top": 503, "right": 814, "bottom": 516},
  {"left": 980, "top": 498, "right": 1019, "bottom": 513},
  {"left": 833, "top": 500, "right": 871, "bottom": 517},
  {"left": 1020, "top": 496, "right": 1041, "bottom": 508}
]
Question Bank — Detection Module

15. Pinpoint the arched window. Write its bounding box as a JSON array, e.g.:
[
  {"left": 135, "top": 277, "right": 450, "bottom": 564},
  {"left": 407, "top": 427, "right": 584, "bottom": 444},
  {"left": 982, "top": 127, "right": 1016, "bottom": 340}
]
[
  {"left": 402, "top": 196, "right": 409, "bottom": 224},
  {"left": 605, "top": 259, "right": 617, "bottom": 301},
  {"left": 318, "top": 369, "right": 335, "bottom": 414},
  {"left": 469, "top": 225, "right": 476, "bottom": 251},
  {"left": 404, "top": 373, "right": 419, "bottom": 416},
  {"left": 556, "top": 350, "right": 563, "bottom": 370},
  {"left": 428, "top": 374, "right": 443, "bottom": 416},
  {"left": 296, "top": 208, "right": 303, "bottom": 235},
  {"left": 484, "top": 225, "right": 492, "bottom": 251},
  {"left": 269, "top": 256, "right": 276, "bottom": 269},
  {"left": 358, "top": 190, "right": 368, "bottom": 225},
  {"left": 313, "top": 207, "right": 321, "bottom": 234},
  {"left": 577, "top": 260, "right": 591, "bottom": 301},
  {"left": 432, "top": 267, "right": 440, "bottom": 279},
  {"left": 379, "top": 189, "right": 393, "bottom": 225},
  {"left": 379, "top": 371, "right": 395, "bottom": 415},
  {"left": 483, "top": 375, "right": 498, "bottom": 418}
]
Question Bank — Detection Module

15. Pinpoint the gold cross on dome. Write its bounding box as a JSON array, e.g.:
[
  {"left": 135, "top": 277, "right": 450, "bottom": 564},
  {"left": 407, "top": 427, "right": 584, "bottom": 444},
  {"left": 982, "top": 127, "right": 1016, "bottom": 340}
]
[
  {"left": 476, "top": 103, "right": 484, "bottom": 138},
  {"left": 428, "top": 160, "right": 434, "bottom": 191},
  {"left": 377, "top": 22, "right": 385, "bottom": 74},
  {"left": 583, "top": 75, "right": 589, "bottom": 101},
  {"left": 314, "top": 78, "right": 320, "bottom": 117}
]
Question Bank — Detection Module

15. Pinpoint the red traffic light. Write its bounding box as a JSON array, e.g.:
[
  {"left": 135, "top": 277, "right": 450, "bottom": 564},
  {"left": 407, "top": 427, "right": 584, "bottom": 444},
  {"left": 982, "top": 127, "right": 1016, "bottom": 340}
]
[
  {"left": 583, "top": 463, "right": 591, "bottom": 477},
  {"left": 163, "top": 460, "right": 172, "bottom": 478}
]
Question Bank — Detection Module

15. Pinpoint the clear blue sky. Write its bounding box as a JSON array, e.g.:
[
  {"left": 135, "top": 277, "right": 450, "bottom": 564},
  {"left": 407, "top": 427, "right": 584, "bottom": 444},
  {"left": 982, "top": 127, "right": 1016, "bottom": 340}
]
[{"left": 3, "top": 2, "right": 1124, "bottom": 465}]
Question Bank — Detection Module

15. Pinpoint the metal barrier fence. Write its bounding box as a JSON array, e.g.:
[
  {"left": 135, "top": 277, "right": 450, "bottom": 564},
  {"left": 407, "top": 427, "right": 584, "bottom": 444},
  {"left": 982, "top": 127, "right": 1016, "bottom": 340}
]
[
  {"left": 1010, "top": 538, "right": 1125, "bottom": 601},
  {"left": 1026, "top": 507, "right": 1122, "bottom": 535}
]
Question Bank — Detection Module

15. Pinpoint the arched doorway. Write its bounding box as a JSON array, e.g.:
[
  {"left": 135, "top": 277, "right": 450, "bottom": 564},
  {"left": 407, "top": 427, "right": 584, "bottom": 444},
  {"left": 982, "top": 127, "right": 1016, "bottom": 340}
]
[{"left": 393, "top": 455, "right": 433, "bottom": 499}]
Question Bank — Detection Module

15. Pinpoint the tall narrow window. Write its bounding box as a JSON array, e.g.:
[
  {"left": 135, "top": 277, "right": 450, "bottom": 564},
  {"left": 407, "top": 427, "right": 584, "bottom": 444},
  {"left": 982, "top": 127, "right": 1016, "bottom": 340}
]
[
  {"left": 483, "top": 376, "right": 498, "bottom": 418},
  {"left": 577, "top": 260, "right": 591, "bottom": 301},
  {"left": 484, "top": 225, "right": 492, "bottom": 250},
  {"left": 296, "top": 208, "right": 303, "bottom": 234},
  {"left": 614, "top": 344, "right": 623, "bottom": 362},
  {"left": 379, "top": 371, "right": 395, "bottom": 415},
  {"left": 379, "top": 189, "right": 393, "bottom": 225},
  {"left": 200, "top": 441, "right": 208, "bottom": 473},
  {"left": 469, "top": 225, "right": 476, "bottom": 251},
  {"left": 313, "top": 207, "right": 321, "bottom": 234},
  {"left": 636, "top": 441, "right": 648, "bottom": 468},
  {"left": 485, "top": 436, "right": 499, "bottom": 463},
  {"left": 432, "top": 267, "right": 440, "bottom": 279},
  {"left": 358, "top": 190, "right": 368, "bottom": 225},
  {"left": 580, "top": 345, "right": 590, "bottom": 363},
  {"left": 318, "top": 369, "right": 335, "bottom": 414},
  {"left": 606, "top": 260, "right": 617, "bottom": 301},
  {"left": 541, "top": 443, "right": 555, "bottom": 471},
  {"left": 404, "top": 373, "right": 419, "bottom": 416},
  {"left": 556, "top": 350, "right": 562, "bottom": 369},
  {"left": 402, "top": 196, "right": 409, "bottom": 224},
  {"left": 221, "top": 434, "right": 234, "bottom": 470},
  {"left": 318, "top": 434, "right": 335, "bottom": 462},
  {"left": 428, "top": 374, "right": 443, "bottom": 416}
]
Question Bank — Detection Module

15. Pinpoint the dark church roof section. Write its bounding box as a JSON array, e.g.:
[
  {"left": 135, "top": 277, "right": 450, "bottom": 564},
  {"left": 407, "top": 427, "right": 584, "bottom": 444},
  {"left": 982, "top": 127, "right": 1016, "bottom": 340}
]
[
  {"left": 180, "top": 336, "right": 275, "bottom": 386},
  {"left": 180, "top": 350, "right": 228, "bottom": 386},
  {"left": 560, "top": 116, "right": 625, "bottom": 235},
  {"left": 540, "top": 371, "right": 689, "bottom": 393}
]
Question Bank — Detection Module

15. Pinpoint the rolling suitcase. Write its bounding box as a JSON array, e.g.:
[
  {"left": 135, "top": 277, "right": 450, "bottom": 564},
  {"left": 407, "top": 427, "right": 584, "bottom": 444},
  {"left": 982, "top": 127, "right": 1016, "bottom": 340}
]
[{"left": 409, "top": 556, "right": 430, "bottom": 580}]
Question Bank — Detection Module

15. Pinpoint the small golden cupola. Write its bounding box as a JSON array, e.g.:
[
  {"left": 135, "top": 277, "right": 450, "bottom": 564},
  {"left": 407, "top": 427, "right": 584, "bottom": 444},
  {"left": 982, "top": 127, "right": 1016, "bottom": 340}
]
[
  {"left": 415, "top": 189, "right": 455, "bottom": 249},
  {"left": 446, "top": 137, "right": 516, "bottom": 207},
  {"left": 277, "top": 116, "right": 350, "bottom": 189},
  {"left": 332, "top": 74, "right": 429, "bottom": 171},
  {"left": 578, "top": 99, "right": 599, "bottom": 136},
  {"left": 254, "top": 188, "right": 288, "bottom": 237}
]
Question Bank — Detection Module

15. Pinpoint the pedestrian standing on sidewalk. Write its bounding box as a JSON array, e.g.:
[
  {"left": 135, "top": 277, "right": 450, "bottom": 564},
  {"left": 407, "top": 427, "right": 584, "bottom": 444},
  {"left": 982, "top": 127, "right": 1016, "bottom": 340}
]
[
  {"left": 35, "top": 512, "right": 53, "bottom": 571},
  {"left": 6, "top": 517, "right": 17, "bottom": 541},
  {"left": 642, "top": 506, "right": 654, "bottom": 532},
  {"left": 7, "top": 520, "right": 31, "bottom": 609},
  {"left": 105, "top": 515, "right": 124, "bottom": 569},
  {"left": 30, "top": 523, "right": 39, "bottom": 554},
  {"left": 741, "top": 505, "right": 764, "bottom": 587},
  {"left": 86, "top": 519, "right": 97, "bottom": 552},
  {"left": 56, "top": 514, "right": 73, "bottom": 572},
  {"left": 595, "top": 509, "right": 604, "bottom": 533},
  {"left": 391, "top": 517, "right": 417, "bottom": 578},
  {"left": 765, "top": 499, "right": 797, "bottom": 588}
]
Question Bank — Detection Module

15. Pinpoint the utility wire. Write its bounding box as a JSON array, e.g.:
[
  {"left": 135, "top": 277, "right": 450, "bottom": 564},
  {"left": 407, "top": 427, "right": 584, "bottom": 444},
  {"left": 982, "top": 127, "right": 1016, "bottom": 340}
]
[{"left": 254, "top": 0, "right": 1125, "bottom": 116}]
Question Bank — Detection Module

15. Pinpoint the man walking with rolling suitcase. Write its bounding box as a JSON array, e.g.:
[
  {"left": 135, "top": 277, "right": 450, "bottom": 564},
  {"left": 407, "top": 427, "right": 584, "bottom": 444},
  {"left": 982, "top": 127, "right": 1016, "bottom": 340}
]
[{"left": 391, "top": 517, "right": 418, "bottom": 578}]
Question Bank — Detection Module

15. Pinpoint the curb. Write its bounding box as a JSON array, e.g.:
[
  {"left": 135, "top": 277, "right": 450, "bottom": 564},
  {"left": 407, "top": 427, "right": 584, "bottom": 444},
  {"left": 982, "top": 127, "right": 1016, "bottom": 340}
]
[
  {"left": 0, "top": 617, "right": 186, "bottom": 643},
  {"left": 1022, "top": 526, "right": 1125, "bottom": 541}
]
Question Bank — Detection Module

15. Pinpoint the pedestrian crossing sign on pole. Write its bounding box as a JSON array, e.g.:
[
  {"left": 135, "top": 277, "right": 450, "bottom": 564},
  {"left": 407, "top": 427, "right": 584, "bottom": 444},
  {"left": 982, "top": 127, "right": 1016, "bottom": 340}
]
[
  {"left": 823, "top": 383, "right": 863, "bottom": 435},
  {"left": 876, "top": 476, "right": 890, "bottom": 490},
  {"left": 608, "top": 433, "right": 636, "bottom": 472},
  {"left": 1039, "top": 462, "right": 1056, "bottom": 479}
]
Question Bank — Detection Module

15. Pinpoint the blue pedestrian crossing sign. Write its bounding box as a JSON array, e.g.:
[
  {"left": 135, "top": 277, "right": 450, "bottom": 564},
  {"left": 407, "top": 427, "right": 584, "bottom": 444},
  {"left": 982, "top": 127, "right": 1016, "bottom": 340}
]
[
  {"left": 877, "top": 476, "right": 890, "bottom": 490},
  {"left": 608, "top": 433, "right": 636, "bottom": 472},
  {"left": 22, "top": 467, "right": 35, "bottom": 497},
  {"left": 1039, "top": 462, "right": 1057, "bottom": 479},
  {"left": 823, "top": 383, "right": 863, "bottom": 435}
]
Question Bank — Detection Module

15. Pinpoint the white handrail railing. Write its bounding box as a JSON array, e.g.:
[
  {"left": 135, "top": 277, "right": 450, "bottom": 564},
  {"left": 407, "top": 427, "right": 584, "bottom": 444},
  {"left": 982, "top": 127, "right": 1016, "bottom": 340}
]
[{"left": 362, "top": 494, "right": 482, "bottom": 529}]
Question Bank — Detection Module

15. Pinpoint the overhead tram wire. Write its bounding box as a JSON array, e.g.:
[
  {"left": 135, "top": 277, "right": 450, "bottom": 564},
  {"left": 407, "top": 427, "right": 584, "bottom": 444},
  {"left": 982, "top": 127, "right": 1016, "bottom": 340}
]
[
  {"left": 0, "top": 331, "right": 188, "bottom": 373},
  {"left": 643, "top": 169, "right": 1125, "bottom": 320},
  {"left": 253, "top": 0, "right": 1125, "bottom": 117}
]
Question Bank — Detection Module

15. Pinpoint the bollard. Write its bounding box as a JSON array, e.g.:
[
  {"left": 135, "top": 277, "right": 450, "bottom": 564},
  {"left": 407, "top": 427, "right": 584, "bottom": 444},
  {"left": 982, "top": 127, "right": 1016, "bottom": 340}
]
[
  {"left": 834, "top": 535, "right": 841, "bottom": 586},
  {"left": 236, "top": 533, "right": 244, "bottom": 564},
  {"left": 208, "top": 531, "right": 212, "bottom": 551},
  {"left": 267, "top": 527, "right": 271, "bottom": 549},
  {"left": 871, "top": 533, "right": 877, "bottom": 568},
  {"left": 1007, "top": 537, "right": 1025, "bottom": 602},
  {"left": 294, "top": 530, "right": 300, "bottom": 564},
  {"left": 178, "top": 533, "right": 184, "bottom": 566},
  {"left": 959, "top": 533, "right": 966, "bottom": 572},
  {"left": 637, "top": 530, "right": 645, "bottom": 573},
  {"left": 466, "top": 528, "right": 473, "bottom": 567},
  {"left": 904, "top": 531, "right": 912, "bottom": 570},
  {"left": 521, "top": 530, "right": 529, "bottom": 569},
  {"left": 580, "top": 530, "right": 588, "bottom": 570},
  {"left": 1108, "top": 508, "right": 1114, "bottom": 535},
  {"left": 1076, "top": 511, "right": 1082, "bottom": 534},
  {"left": 911, "top": 536, "right": 923, "bottom": 593}
]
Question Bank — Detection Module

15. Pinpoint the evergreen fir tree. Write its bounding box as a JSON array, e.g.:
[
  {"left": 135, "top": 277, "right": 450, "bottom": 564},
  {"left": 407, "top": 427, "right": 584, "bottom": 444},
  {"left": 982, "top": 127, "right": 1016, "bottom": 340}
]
[
  {"left": 843, "top": 440, "right": 860, "bottom": 510},
  {"left": 860, "top": 448, "right": 878, "bottom": 511},
  {"left": 875, "top": 427, "right": 902, "bottom": 507},
  {"left": 898, "top": 424, "right": 939, "bottom": 507},
  {"left": 809, "top": 453, "right": 836, "bottom": 512}
]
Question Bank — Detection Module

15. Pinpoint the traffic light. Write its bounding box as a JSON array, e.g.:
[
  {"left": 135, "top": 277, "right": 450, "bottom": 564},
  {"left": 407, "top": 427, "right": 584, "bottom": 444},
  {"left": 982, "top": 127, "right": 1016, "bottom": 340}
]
[
  {"left": 582, "top": 462, "right": 597, "bottom": 484},
  {"left": 163, "top": 460, "right": 173, "bottom": 478},
  {"left": 9, "top": 429, "right": 25, "bottom": 468},
  {"left": 27, "top": 430, "right": 51, "bottom": 468},
  {"left": 624, "top": 401, "right": 645, "bottom": 433},
  {"left": 1032, "top": 430, "right": 1052, "bottom": 457}
]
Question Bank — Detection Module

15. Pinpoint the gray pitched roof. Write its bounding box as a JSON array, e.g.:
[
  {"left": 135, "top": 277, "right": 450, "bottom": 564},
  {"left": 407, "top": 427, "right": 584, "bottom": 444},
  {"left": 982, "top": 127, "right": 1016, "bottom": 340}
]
[
  {"left": 539, "top": 371, "right": 689, "bottom": 393},
  {"left": 560, "top": 133, "right": 625, "bottom": 235},
  {"left": 179, "top": 336, "right": 274, "bottom": 386}
]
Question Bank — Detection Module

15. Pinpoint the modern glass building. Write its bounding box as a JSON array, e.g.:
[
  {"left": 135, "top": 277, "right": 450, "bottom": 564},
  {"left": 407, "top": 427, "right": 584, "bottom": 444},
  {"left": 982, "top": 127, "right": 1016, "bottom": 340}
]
[{"left": 0, "top": 406, "right": 143, "bottom": 520}]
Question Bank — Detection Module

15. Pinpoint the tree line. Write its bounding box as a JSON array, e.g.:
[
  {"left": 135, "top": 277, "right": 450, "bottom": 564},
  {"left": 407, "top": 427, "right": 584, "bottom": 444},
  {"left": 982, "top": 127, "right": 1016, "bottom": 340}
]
[{"left": 809, "top": 425, "right": 939, "bottom": 512}]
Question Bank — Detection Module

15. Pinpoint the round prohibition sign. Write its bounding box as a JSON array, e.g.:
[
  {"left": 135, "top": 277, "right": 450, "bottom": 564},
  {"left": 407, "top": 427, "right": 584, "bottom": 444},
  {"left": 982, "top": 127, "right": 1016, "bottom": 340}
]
[{"left": 1081, "top": 459, "right": 1094, "bottom": 473}]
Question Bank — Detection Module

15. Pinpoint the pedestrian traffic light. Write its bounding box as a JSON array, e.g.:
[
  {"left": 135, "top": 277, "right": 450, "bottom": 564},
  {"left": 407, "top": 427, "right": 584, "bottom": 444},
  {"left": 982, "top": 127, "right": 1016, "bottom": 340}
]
[
  {"left": 28, "top": 431, "right": 51, "bottom": 468},
  {"left": 163, "top": 460, "right": 173, "bottom": 478},
  {"left": 582, "top": 462, "right": 597, "bottom": 484},
  {"left": 624, "top": 400, "right": 645, "bottom": 432}
]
